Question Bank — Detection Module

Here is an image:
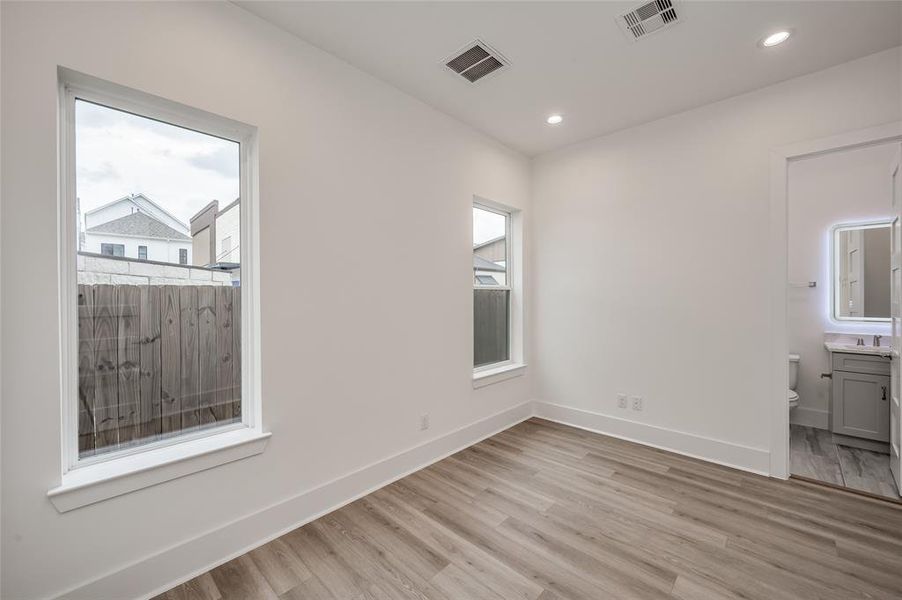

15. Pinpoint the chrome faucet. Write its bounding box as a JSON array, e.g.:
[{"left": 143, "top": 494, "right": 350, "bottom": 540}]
[
  {"left": 857, "top": 337, "right": 865, "bottom": 346},
  {"left": 873, "top": 335, "right": 883, "bottom": 347}
]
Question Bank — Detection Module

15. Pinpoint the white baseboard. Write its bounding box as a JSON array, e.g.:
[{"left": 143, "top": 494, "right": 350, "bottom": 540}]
[
  {"left": 533, "top": 401, "right": 771, "bottom": 476},
  {"left": 789, "top": 406, "right": 829, "bottom": 429},
  {"left": 54, "top": 399, "right": 774, "bottom": 599},
  {"left": 54, "top": 401, "right": 534, "bottom": 600}
]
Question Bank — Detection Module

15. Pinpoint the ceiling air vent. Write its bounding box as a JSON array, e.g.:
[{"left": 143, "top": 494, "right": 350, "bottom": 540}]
[
  {"left": 444, "top": 40, "right": 509, "bottom": 84},
  {"left": 618, "top": 0, "right": 680, "bottom": 41}
]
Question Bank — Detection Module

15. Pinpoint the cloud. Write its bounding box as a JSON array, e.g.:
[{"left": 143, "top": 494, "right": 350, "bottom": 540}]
[
  {"left": 77, "top": 161, "right": 119, "bottom": 183},
  {"left": 75, "top": 99, "right": 240, "bottom": 223},
  {"left": 473, "top": 206, "right": 506, "bottom": 246},
  {"left": 188, "top": 146, "right": 240, "bottom": 178}
]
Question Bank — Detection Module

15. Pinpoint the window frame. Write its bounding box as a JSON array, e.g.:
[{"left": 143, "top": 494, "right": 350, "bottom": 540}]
[
  {"left": 137, "top": 245, "right": 148, "bottom": 260},
  {"left": 472, "top": 197, "right": 524, "bottom": 383},
  {"left": 57, "top": 68, "right": 264, "bottom": 481}
]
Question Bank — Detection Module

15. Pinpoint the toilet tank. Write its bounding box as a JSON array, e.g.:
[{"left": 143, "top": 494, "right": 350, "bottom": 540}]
[{"left": 789, "top": 353, "right": 800, "bottom": 390}]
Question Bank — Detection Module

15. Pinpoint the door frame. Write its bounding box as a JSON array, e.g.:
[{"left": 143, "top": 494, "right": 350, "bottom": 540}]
[{"left": 769, "top": 121, "right": 902, "bottom": 479}]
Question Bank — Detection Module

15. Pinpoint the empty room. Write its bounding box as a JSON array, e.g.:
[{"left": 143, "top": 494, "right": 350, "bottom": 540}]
[{"left": 2, "top": 1, "right": 902, "bottom": 599}]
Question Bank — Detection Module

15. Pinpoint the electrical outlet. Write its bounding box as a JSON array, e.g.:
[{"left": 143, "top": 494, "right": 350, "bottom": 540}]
[
  {"left": 631, "top": 396, "right": 643, "bottom": 411},
  {"left": 617, "top": 393, "right": 627, "bottom": 409},
  {"left": 420, "top": 414, "right": 430, "bottom": 431}
]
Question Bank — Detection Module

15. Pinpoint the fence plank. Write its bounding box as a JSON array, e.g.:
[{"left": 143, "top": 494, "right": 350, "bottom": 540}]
[
  {"left": 474, "top": 289, "right": 510, "bottom": 368},
  {"left": 160, "top": 286, "right": 182, "bottom": 435},
  {"left": 117, "top": 286, "right": 141, "bottom": 445},
  {"left": 139, "top": 286, "right": 162, "bottom": 441},
  {"left": 77, "top": 285, "right": 96, "bottom": 456},
  {"left": 232, "top": 287, "right": 242, "bottom": 419},
  {"left": 93, "top": 285, "right": 119, "bottom": 451},
  {"left": 180, "top": 286, "right": 200, "bottom": 430},
  {"left": 77, "top": 284, "right": 239, "bottom": 448},
  {"left": 215, "top": 286, "right": 234, "bottom": 423},
  {"left": 197, "top": 287, "right": 218, "bottom": 425}
]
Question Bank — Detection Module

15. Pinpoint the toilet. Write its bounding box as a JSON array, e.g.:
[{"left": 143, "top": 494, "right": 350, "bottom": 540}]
[{"left": 788, "top": 353, "right": 800, "bottom": 409}]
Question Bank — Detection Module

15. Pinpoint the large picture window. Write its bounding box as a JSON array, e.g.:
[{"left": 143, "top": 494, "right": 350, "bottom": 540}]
[{"left": 59, "top": 70, "right": 260, "bottom": 473}]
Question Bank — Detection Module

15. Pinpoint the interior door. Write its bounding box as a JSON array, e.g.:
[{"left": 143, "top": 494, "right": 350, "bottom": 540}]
[
  {"left": 890, "top": 143, "right": 902, "bottom": 494},
  {"left": 847, "top": 229, "right": 864, "bottom": 317}
]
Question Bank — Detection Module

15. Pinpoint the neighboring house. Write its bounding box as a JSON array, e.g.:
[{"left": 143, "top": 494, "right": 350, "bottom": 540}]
[
  {"left": 473, "top": 235, "right": 507, "bottom": 285},
  {"left": 190, "top": 198, "right": 240, "bottom": 283},
  {"left": 81, "top": 193, "right": 192, "bottom": 264}
]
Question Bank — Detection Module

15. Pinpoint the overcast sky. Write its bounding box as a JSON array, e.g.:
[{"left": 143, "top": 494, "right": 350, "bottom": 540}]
[
  {"left": 473, "top": 206, "right": 506, "bottom": 246},
  {"left": 75, "top": 100, "right": 239, "bottom": 226}
]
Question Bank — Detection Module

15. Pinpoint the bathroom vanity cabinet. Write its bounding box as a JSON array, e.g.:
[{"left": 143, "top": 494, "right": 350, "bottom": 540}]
[{"left": 831, "top": 352, "right": 891, "bottom": 442}]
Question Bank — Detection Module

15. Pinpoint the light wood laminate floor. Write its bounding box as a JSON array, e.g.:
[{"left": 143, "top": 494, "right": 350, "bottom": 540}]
[
  {"left": 790, "top": 424, "right": 899, "bottom": 499},
  {"left": 157, "top": 418, "right": 902, "bottom": 600}
]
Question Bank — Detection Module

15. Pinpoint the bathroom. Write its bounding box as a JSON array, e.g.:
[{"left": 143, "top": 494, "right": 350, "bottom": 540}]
[{"left": 788, "top": 141, "right": 901, "bottom": 500}]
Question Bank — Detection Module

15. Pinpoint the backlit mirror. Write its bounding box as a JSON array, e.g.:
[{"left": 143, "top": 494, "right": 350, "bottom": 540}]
[{"left": 832, "top": 221, "right": 891, "bottom": 321}]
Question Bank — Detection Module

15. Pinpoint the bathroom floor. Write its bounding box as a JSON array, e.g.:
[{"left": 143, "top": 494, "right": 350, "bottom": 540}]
[{"left": 790, "top": 424, "right": 899, "bottom": 500}]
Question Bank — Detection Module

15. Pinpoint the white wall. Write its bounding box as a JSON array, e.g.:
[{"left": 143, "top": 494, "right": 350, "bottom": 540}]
[
  {"left": 787, "top": 143, "right": 897, "bottom": 429},
  {"left": 215, "top": 201, "right": 240, "bottom": 264},
  {"left": 76, "top": 254, "right": 233, "bottom": 287},
  {"left": 532, "top": 48, "right": 901, "bottom": 470},
  {"left": 0, "top": 2, "right": 531, "bottom": 598}
]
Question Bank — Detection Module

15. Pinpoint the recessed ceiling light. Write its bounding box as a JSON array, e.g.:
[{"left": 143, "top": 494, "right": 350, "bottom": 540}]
[
  {"left": 761, "top": 30, "right": 791, "bottom": 47},
  {"left": 546, "top": 114, "right": 563, "bottom": 125}
]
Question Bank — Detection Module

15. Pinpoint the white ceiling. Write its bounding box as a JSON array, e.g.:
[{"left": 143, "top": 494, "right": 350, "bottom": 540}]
[{"left": 237, "top": 1, "right": 902, "bottom": 156}]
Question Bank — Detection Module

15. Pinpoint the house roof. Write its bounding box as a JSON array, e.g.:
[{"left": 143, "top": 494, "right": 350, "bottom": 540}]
[
  {"left": 473, "top": 255, "right": 505, "bottom": 272},
  {"left": 473, "top": 235, "right": 505, "bottom": 251},
  {"left": 189, "top": 197, "right": 240, "bottom": 223},
  {"left": 85, "top": 193, "right": 187, "bottom": 230},
  {"left": 86, "top": 212, "right": 191, "bottom": 241}
]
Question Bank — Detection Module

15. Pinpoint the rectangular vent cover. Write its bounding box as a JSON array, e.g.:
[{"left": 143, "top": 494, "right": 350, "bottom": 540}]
[
  {"left": 444, "top": 40, "right": 508, "bottom": 84},
  {"left": 618, "top": 0, "right": 680, "bottom": 41}
]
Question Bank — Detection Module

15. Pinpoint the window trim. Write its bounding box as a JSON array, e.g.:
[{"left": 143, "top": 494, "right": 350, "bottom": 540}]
[
  {"left": 137, "top": 244, "right": 148, "bottom": 260},
  {"left": 55, "top": 68, "right": 264, "bottom": 505},
  {"left": 472, "top": 197, "right": 524, "bottom": 381}
]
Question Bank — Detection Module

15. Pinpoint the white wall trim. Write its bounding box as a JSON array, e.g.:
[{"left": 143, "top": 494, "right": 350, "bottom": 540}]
[
  {"left": 769, "top": 121, "right": 902, "bottom": 479},
  {"left": 473, "top": 362, "right": 527, "bottom": 388},
  {"left": 789, "top": 407, "right": 830, "bottom": 430},
  {"left": 48, "top": 429, "right": 271, "bottom": 513},
  {"left": 533, "top": 401, "right": 771, "bottom": 476},
  {"left": 51, "top": 397, "right": 784, "bottom": 599},
  {"left": 51, "top": 401, "right": 534, "bottom": 600}
]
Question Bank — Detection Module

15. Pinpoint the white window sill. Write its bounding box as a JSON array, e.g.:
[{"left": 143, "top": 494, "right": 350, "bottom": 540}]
[
  {"left": 473, "top": 363, "right": 527, "bottom": 388},
  {"left": 47, "top": 428, "right": 271, "bottom": 513}
]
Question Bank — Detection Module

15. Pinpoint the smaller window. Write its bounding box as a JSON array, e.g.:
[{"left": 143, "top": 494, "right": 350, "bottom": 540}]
[
  {"left": 138, "top": 245, "right": 148, "bottom": 260},
  {"left": 473, "top": 204, "right": 511, "bottom": 368},
  {"left": 179, "top": 248, "right": 188, "bottom": 265},
  {"left": 101, "top": 243, "right": 125, "bottom": 257}
]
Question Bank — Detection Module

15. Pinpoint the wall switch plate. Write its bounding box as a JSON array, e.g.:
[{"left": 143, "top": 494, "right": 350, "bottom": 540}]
[
  {"left": 631, "top": 396, "right": 643, "bottom": 411},
  {"left": 420, "top": 414, "right": 430, "bottom": 431},
  {"left": 617, "top": 393, "right": 627, "bottom": 409}
]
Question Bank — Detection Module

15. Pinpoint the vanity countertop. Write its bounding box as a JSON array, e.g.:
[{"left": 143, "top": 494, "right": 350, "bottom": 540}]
[{"left": 824, "top": 341, "right": 893, "bottom": 357}]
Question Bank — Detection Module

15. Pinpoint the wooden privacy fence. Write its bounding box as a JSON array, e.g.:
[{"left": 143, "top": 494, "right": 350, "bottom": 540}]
[
  {"left": 474, "top": 288, "right": 510, "bottom": 367},
  {"left": 78, "top": 284, "right": 241, "bottom": 457}
]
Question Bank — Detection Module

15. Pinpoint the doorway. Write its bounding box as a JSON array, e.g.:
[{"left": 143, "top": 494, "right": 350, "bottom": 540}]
[{"left": 771, "top": 122, "right": 902, "bottom": 502}]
